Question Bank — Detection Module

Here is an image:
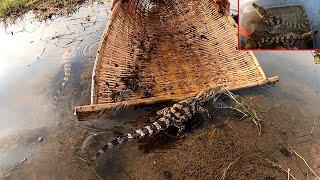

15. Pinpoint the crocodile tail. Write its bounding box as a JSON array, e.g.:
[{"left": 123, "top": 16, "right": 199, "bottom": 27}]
[
  {"left": 301, "top": 12, "right": 309, "bottom": 27},
  {"left": 97, "top": 100, "right": 195, "bottom": 154},
  {"left": 302, "top": 30, "right": 318, "bottom": 39},
  {"left": 282, "top": 12, "right": 308, "bottom": 29},
  {"left": 99, "top": 119, "right": 169, "bottom": 153},
  {"left": 300, "top": 20, "right": 309, "bottom": 28},
  {"left": 294, "top": 22, "right": 308, "bottom": 29},
  {"left": 283, "top": 20, "right": 299, "bottom": 29},
  {"left": 290, "top": 12, "right": 309, "bottom": 29}
]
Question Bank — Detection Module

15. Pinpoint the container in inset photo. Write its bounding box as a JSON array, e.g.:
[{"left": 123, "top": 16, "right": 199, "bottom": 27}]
[{"left": 238, "top": 0, "right": 320, "bottom": 50}]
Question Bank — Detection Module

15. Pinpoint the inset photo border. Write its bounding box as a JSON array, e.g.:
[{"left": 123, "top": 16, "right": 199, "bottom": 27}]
[{"left": 238, "top": 0, "right": 320, "bottom": 50}]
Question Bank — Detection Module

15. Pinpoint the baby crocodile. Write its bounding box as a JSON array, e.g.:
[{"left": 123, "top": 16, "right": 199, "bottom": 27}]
[
  {"left": 257, "top": 30, "right": 318, "bottom": 49},
  {"left": 252, "top": 3, "right": 309, "bottom": 30},
  {"left": 97, "top": 86, "right": 221, "bottom": 155}
]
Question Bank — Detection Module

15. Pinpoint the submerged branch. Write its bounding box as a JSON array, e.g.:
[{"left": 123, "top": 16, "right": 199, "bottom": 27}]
[
  {"left": 288, "top": 145, "right": 320, "bottom": 179},
  {"left": 221, "top": 156, "right": 242, "bottom": 180},
  {"left": 222, "top": 90, "right": 262, "bottom": 135},
  {"left": 262, "top": 158, "right": 297, "bottom": 180}
]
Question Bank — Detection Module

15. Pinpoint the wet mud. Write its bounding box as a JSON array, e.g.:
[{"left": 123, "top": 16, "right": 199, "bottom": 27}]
[{"left": 89, "top": 86, "right": 320, "bottom": 179}]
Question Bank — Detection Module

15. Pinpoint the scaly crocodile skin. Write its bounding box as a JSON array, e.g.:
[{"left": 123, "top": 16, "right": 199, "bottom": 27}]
[
  {"left": 98, "top": 87, "right": 220, "bottom": 154},
  {"left": 252, "top": 3, "right": 309, "bottom": 30},
  {"left": 257, "top": 30, "right": 318, "bottom": 48}
]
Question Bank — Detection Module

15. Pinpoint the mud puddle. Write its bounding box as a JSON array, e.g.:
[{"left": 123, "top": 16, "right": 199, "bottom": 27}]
[{"left": 1, "top": 0, "right": 320, "bottom": 180}]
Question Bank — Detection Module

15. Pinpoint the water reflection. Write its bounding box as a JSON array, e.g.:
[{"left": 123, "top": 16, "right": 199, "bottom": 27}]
[
  {"left": 0, "top": 1, "right": 109, "bottom": 176},
  {"left": 257, "top": 51, "right": 320, "bottom": 117},
  {"left": 230, "top": 0, "right": 238, "bottom": 15},
  {"left": 0, "top": 1, "right": 108, "bottom": 139},
  {"left": 258, "top": 51, "right": 320, "bottom": 88}
]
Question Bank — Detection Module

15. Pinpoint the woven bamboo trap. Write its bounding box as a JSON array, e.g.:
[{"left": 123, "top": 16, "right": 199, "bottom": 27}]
[{"left": 75, "top": 0, "right": 278, "bottom": 120}]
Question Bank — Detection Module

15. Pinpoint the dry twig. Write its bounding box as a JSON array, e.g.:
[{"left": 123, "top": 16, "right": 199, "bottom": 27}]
[
  {"left": 92, "top": 166, "right": 103, "bottom": 180},
  {"left": 262, "top": 158, "right": 297, "bottom": 180},
  {"left": 288, "top": 146, "right": 320, "bottom": 179},
  {"left": 76, "top": 155, "right": 91, "bottom": 163},
  {"left": 288, "top": 168, "right": 290, "bottom": 180},
  {"left": 221, "top": 156, "right": 242, "bottom": 180},
  {"left": 223, "top": 90, "right": 262, "bottom": 135}
]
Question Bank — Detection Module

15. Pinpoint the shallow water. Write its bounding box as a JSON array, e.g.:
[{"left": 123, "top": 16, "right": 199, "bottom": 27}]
[
  {"left": 0, "top": 0, "right": 320, "bottom": 179},
  {"left": 0, "top": 2, "right": 107, "bottom": 138},
  {"left": 230, "top": 0, "right": 238, "bottom": 15},
  {"left": 0, "top": 1, "right": 109, "bottom": 177},
  {"left": 257, "top": 51, "right": 320, "bottom": 117}
]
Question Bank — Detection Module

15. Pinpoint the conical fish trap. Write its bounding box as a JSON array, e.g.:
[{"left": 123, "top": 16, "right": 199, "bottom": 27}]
[{"left": 75, "top": 0, "right": 278, "bottom": 120}]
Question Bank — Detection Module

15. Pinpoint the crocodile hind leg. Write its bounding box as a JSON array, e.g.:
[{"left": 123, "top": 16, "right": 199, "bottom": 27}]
[
  {"left": 171, "top": 120, "right": 186, "bottom": 137},
  {"left": 169, "top": 109, "right": 209, "bottom": 138},
  {"left": 163, "top": 120, "right": 186, "bottom": 139}
]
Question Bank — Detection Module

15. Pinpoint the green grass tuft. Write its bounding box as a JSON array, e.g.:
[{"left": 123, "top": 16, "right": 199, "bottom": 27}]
[
  {"left": 0, "top": 0, "right": 87, "bottom": 20},
  {"left": 0, "top": 0, "right": 31, "bottom": 17}
]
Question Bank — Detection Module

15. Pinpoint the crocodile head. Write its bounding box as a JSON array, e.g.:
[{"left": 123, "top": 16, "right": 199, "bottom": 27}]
[
  {"left": 252, "top": 3, "right": 274, "bottom": 26},
  {"left": 252, "top": 3, "right": 268, "bottom": 18}
]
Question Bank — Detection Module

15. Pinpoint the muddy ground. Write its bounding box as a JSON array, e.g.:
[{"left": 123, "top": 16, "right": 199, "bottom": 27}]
[
  {"left": 5, "top": 68, "right": 320, "bottom": 179},
  {"left": 91, "top": 87, "right": 320, "bottom": 180},
  {"left": 1, "top": 81, "right": 317, "bottom": 180}
]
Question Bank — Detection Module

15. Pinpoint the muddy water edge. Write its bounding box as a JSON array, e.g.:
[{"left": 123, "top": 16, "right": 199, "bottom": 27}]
[{"left": 1, "top": 1, "right": 320, "bottom": 180}]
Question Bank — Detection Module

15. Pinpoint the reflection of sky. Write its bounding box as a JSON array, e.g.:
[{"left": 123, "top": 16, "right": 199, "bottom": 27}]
[
  {"left": 240, "top": 0, "right": 255, "bottom": 4},
  {"left": 0, "top": 10, "right": 92, "bottom": 81},
  {"left": 229, "top": 0, "right": 238, "bottom": 14},
  {"left": 256, "top": 51, "right": 320, "bottom": 117},
  {"left": 0, "top": 17, "right": 45, "bottom": 79},
  {"left": 0, "top": 2, "right": 109, "bottom": 138},
  {"left": 0, "top": 16, "right": 56, "bottom": 132},
  {"left": 257, "top": 51, "right": 320, "bottom": 89},
  {"left": 0, "top": 3, "right": 109, "bottom": 176},
  {"left": 229, "top": 0, "right": 237, "bottom": 8},
  {"left": 0, "top": 16, "right": 65, "bottom": 104}
]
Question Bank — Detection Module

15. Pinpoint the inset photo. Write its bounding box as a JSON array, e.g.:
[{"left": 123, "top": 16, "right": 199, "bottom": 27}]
[{"left": 239, "top": 0, "right": 320, "bottom": 50}]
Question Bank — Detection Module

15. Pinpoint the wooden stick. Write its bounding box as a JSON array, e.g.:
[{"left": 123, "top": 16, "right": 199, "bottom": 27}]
[{"left": 75, "top": 76, "right": 279, "bottom": 120}]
